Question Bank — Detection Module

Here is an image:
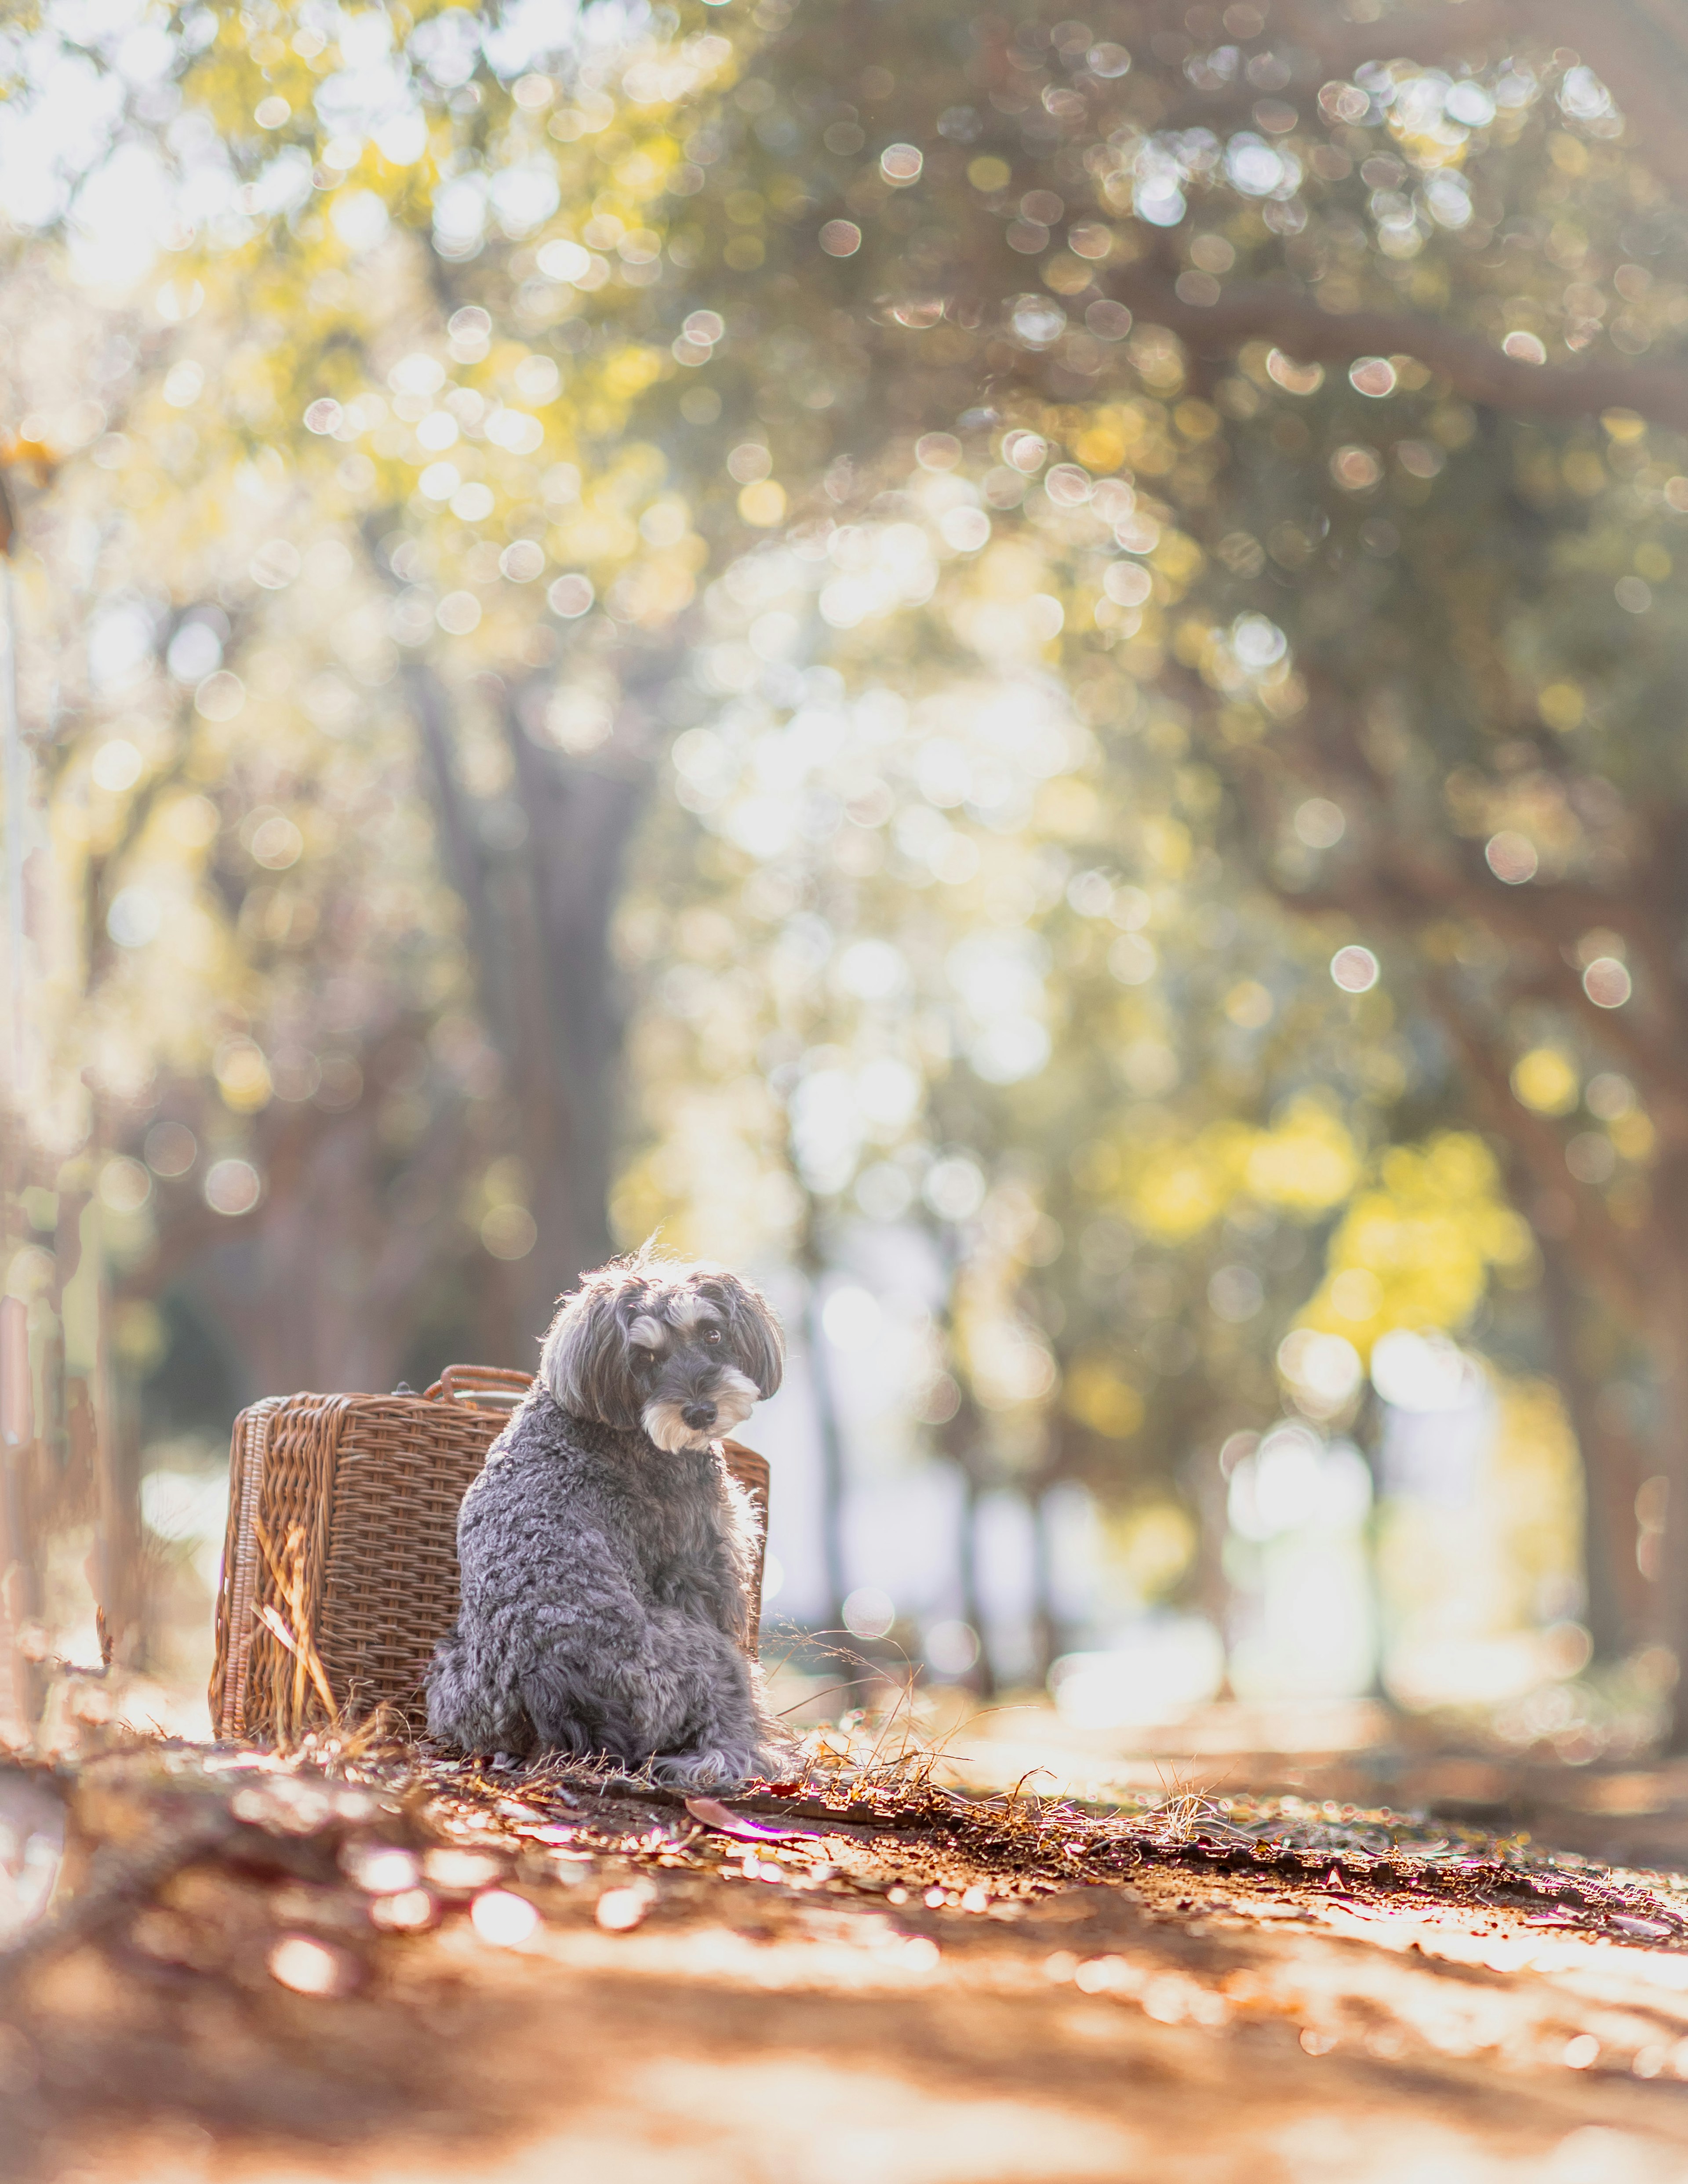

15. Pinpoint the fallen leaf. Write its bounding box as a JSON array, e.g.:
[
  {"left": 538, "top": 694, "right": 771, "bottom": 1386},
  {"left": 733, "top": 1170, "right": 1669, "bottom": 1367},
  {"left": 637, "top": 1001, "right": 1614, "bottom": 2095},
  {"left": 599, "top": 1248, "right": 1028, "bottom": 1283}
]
[{"left": 684, "top": 1795, "right": 817, "bottom": 1842}]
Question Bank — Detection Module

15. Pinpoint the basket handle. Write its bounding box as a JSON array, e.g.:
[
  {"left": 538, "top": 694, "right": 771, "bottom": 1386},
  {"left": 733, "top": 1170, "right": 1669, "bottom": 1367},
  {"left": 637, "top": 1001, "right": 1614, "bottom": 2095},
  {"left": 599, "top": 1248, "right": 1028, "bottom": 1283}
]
[{"left": 426, "top": 1364, "right": 535, "bottom": 1409}]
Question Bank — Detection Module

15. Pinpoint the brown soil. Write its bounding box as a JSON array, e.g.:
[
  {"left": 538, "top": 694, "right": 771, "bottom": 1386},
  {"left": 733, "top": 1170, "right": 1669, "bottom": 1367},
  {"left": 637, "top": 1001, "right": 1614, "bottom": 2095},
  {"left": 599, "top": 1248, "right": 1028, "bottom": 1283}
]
[{"left": 7, "top": 1740, "right": 1688, "bottom": 2183}]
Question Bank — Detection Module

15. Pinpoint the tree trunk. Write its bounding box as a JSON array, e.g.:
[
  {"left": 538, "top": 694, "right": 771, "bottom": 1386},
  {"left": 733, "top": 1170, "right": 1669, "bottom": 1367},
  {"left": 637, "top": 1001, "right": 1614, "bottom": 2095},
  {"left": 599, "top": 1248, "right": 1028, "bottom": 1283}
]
[
  {"left": 1538, "top": 1245, "right": 1643, "bottom": 1662},
  {"left": 144, "top": 646, "right": 667, "bottom": 1410},
  {"left": 1646, "top": 1168, "right": 1688, "bottom": 1748},
  {"left": 937, "top": 1385, "right": 997, "bottom": 1700},
  {"left": 409, "top": 658, "right": 661, "bottom": 1358},
  {"left": 88, "top": 1222, "right": 142, "bottom": 1667},
  {"left": 957, "top": 1464, "right": 997, "bottom": 1700},
  {"left": 1029, "top": 1483, "right": 1060, "bottom": 1688},
  {"left": 180, "top": 1087, "right": 469, "bottom": 1397},
  {"left": 0, "top": 1293, "right": 42, "bottom": 1732},
  {"left": 800, "top": 1272, "right": 850, "bottom": 1637},
  {"left": 498, "top": 686, "right": 640, "bottom": 1323}
]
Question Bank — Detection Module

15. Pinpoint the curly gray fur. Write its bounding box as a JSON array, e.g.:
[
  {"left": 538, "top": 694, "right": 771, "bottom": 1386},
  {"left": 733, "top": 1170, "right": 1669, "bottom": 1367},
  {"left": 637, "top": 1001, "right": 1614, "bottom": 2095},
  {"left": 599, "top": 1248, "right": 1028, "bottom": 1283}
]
[{"left": 426, "top": 1253, "right": 784, "bottom": 1787}]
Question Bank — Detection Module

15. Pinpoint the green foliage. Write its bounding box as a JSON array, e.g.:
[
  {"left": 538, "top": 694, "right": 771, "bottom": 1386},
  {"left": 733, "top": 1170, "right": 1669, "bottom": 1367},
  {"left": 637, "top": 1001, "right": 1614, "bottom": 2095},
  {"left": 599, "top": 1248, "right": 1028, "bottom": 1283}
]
[{"left": 9, "top": 0, "right": 1688, "bottom": 1677}]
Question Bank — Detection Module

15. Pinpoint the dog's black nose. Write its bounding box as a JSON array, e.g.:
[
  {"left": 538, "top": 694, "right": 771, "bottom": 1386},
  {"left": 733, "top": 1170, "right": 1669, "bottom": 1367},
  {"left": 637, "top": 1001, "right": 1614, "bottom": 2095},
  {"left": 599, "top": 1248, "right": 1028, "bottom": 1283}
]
[{"left": 682, "top": 1403, "right": 717, "bottom": 1430}]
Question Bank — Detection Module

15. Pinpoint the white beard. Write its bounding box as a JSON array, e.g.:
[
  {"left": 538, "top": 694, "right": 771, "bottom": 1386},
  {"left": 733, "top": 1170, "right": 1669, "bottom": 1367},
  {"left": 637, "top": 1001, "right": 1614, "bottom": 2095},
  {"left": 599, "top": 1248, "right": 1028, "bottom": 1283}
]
[
  {"left": 641, "top": 1368, "right": 760, "bottom": 1454},
  {"left": 641, "top": 1400, "right": 709, "bottom": 1454}
]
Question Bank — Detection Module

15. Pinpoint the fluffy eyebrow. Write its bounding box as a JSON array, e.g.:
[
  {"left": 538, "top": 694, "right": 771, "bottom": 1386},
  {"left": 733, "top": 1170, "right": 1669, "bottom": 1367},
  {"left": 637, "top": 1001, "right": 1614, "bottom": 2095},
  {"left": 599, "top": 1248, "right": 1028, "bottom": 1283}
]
[{"left": 628, "top": 1314, "right": 665, "bottom": 1350}]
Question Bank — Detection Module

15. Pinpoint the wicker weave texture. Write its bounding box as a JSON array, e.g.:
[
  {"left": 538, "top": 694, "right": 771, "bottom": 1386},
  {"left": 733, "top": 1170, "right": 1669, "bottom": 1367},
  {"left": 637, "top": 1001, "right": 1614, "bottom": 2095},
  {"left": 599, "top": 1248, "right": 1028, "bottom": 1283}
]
[
  {"left": 316, "top": 1396, "right": 506, "bottom": 1732},
  {"left": 724, "top": 1440, "right": 770, "bottom": 1658},
  {"left": 209, "top": 1396, "right": 282, "bottom": 1741},
  {"left": 211, "top": 1370, "right": 770, "bottom": 1743}
]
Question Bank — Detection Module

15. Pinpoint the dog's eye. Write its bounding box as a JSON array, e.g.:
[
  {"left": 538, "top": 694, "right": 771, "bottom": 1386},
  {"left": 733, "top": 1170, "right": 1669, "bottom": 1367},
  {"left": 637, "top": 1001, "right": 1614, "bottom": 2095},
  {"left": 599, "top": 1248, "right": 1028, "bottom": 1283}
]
[{"left": 703, "top": 1326, "right": 722, "bottom": 1345}]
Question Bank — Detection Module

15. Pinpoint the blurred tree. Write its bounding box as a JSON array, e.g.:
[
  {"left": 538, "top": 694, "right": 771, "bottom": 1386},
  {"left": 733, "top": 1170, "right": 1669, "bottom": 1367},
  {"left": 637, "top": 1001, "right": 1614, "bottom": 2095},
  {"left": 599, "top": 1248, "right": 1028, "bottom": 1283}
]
[
  {"left": 9, "top": 0, "right": 1688, "bottom": 1741},
  {"left": 4, "top": 5, "right": 733, "bottom": 1405},
  {"left": 612, "top": 0, "right": 1688, "bottom": 1727},
  {"left": 144, "top": 5, "right": 735, "bottom": 1361}
]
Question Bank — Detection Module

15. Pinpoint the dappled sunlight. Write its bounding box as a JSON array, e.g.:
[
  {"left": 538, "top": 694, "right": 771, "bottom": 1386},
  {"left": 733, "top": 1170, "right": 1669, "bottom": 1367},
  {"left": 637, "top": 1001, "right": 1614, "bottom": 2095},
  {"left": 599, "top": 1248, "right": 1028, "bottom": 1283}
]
[
  {"left": 9, "top": 4, "right": 1688, "bottom": 2169},
  {"left": 1, "top": 0, "right": 1681, "bottom": 1763}
]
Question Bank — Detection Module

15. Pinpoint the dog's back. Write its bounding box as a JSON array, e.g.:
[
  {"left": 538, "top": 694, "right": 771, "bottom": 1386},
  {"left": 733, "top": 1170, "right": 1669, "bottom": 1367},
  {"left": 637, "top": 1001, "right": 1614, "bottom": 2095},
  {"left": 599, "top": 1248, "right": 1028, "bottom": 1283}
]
[{"left": 426, "top": 1386, "right": 764, "bottom": 1762}]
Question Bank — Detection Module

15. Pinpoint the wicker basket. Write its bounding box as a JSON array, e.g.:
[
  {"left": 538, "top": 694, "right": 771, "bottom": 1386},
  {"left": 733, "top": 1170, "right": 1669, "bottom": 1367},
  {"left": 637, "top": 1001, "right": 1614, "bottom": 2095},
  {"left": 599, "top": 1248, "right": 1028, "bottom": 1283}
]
[{"left": 209, "top": 1365, "right": 771, "bottom": 1743}]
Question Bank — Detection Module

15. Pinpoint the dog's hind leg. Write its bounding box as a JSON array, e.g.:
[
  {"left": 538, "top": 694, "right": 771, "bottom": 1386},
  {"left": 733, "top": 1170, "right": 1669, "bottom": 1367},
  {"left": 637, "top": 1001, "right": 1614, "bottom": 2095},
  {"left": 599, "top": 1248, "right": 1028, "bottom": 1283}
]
[
  {"left": 426, "top": 1624, "right": 533, "bottom": 1756},
  {"left": 519, "top": 1651, "right": 648, "bottom": 1768},
  {"left": 644, "top": 1621, "right": 770, "bottom": 1789}
]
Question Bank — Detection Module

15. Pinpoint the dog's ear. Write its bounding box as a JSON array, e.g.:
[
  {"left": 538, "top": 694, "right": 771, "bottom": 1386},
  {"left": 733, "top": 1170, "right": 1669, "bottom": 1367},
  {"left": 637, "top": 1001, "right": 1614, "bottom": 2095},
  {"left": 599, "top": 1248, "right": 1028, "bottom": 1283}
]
[
  {"left": 715, "top": 1275, "right": 785, "bottom": 1400},
  {"left": 539, "top": 1277, "right": 641, "bottom": 1428}
]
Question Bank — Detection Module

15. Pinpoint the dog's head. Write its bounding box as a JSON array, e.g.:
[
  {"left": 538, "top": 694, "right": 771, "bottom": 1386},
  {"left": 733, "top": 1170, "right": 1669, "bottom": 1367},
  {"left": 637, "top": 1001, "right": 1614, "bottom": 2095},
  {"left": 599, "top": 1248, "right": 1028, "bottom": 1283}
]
[{"left": 538, "top": 1249, "right": 784, "bottom": 1454}]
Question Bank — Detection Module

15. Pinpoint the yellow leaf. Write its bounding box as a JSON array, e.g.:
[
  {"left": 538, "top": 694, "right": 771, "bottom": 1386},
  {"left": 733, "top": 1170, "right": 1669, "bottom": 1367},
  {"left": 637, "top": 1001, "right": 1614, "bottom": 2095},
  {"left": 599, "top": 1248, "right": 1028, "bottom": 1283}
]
[
  {"left": 1065, "top": 1358, "right": 1145, "bottom": 1440},
  {"left": 1511, "top": 1047, "right": 1579, "bottom": 1116}
]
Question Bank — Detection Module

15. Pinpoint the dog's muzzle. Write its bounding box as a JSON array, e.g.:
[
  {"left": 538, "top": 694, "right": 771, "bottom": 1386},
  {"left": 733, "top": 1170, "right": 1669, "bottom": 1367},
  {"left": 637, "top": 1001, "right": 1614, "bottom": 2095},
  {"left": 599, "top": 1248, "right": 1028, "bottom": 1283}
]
[
  {"left": 642, "top": 1398, "right": 717, "bottom": 1453},
  {"left": 642, "top": 1368, "right": 760, "bottom": 1454}
]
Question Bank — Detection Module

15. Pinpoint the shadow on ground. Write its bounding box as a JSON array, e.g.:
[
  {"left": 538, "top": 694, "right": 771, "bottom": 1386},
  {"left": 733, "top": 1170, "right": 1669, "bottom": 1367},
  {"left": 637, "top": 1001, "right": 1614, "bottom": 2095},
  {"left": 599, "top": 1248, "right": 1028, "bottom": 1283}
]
[{"left": 8, "top": 1732, "right": 1688, "bottom": 2183}]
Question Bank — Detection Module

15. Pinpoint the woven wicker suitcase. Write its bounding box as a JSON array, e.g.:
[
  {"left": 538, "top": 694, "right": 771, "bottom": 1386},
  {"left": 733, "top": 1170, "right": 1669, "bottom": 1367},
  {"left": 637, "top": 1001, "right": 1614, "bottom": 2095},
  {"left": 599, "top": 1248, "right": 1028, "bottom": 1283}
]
[{"left": 209, "top": 1364, "right": 771, "bottom": 1743}]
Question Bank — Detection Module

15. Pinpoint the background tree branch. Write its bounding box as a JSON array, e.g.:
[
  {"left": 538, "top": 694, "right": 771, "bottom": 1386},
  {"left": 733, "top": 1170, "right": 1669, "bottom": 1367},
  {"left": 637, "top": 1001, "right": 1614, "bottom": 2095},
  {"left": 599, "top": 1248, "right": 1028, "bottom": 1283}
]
[{"left": 1105, "top": 268, "right": 1688, "bottom": 434}]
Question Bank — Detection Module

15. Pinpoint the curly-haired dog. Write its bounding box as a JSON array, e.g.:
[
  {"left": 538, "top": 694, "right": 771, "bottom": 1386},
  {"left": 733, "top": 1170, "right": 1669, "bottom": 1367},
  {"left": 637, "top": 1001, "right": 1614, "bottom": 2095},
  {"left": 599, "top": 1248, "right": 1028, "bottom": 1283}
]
[{"left": 426, "top": 1251, "right": 785, "bottom": 1786}]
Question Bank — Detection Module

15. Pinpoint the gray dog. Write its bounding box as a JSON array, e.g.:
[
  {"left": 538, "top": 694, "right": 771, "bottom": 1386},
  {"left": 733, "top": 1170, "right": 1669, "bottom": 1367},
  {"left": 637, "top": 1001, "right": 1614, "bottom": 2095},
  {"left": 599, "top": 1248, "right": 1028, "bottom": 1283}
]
[{"left": 426, "top": 1250, "right": 784, "bottom": 1786}]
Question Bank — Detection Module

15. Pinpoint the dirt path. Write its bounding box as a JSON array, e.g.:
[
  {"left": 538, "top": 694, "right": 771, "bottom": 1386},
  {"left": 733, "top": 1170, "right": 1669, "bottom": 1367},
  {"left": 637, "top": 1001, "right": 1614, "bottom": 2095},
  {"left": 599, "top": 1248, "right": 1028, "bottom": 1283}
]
[{"left": 8, "top": 1744, "right": 1688, "bottom": 2183}]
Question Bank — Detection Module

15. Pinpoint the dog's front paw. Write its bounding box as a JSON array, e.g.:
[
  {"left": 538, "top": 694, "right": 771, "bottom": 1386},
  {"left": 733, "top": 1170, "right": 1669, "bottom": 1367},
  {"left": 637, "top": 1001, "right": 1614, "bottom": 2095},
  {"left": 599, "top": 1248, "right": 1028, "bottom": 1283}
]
[{"left": 652, "top": 1745, "right": 758, "bottom": 1790}]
